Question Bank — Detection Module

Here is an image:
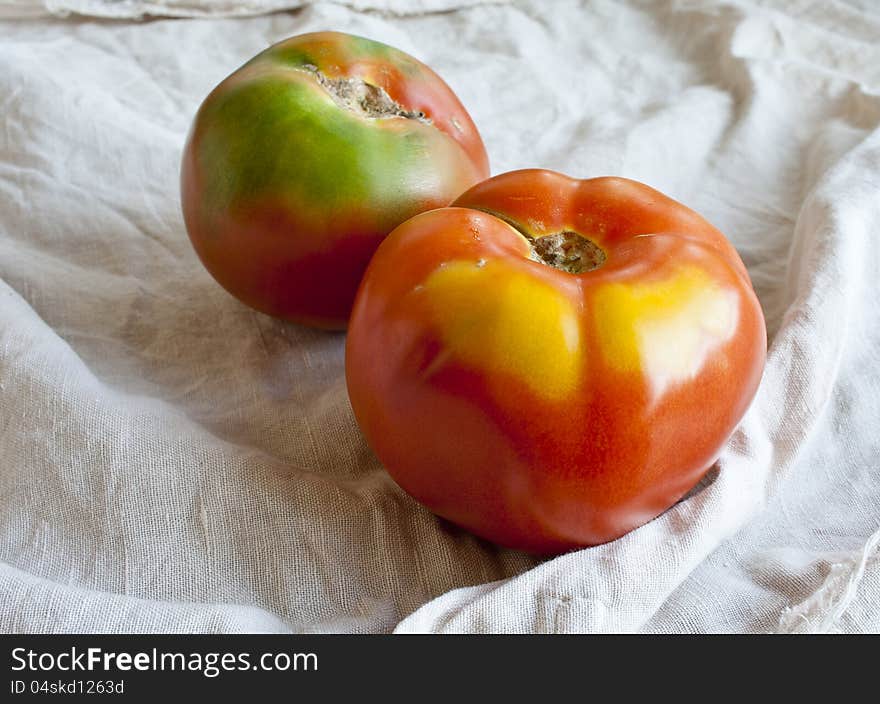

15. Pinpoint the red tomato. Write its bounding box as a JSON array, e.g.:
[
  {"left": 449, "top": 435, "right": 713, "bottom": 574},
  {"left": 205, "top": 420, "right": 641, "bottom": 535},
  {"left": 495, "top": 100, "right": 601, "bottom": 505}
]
[
  {"left": 181, "top": 31, "right": 488, "bottom": 328},
  {"left": 346, "top": 169, "right": 767, "bottom": 554}
]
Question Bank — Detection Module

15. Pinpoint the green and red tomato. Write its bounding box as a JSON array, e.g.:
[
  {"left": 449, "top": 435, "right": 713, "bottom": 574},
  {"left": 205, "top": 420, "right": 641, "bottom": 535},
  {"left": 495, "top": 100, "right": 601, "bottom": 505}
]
[{"left": 181, "top": 31, "right": 489, "bottom": 328}]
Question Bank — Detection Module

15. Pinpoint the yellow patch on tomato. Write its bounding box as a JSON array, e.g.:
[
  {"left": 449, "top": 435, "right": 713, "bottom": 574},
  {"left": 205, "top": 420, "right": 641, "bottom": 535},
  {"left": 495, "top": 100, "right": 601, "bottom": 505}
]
[
  {"left": 420, "top": 260, "right": 582, "bottom": 400},
  {"left": 593, "top": 267, "right": 738, "bottom": 397}
]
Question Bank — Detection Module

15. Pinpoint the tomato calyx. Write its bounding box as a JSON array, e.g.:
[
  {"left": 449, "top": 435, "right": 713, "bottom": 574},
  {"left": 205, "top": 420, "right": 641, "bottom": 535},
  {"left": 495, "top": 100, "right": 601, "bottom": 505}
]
[{"left": 299, "top": 64, "right": 431, "bottom": 123}]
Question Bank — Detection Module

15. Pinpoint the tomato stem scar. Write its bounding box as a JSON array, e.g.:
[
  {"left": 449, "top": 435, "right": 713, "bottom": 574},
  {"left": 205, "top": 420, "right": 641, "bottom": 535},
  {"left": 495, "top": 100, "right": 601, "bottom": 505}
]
[
  {"left": 301, "top": 64, "right": 431, "bottom": 122},
  {"left": 470, "top": 208, "right": 607, "bottom": 274},
  {"left": 530, "top": 231, "right": 606, "bottom": 274}
]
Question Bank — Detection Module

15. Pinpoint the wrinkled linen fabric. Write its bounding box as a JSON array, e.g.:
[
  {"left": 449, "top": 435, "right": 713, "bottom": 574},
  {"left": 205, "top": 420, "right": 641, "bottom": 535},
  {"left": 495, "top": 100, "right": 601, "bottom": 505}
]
[
  {"left": 0, "top": 0, "right": 878, "bottom": 634},
  {"left": 0, "top": 0, "right": 502, "bottom": 19}
]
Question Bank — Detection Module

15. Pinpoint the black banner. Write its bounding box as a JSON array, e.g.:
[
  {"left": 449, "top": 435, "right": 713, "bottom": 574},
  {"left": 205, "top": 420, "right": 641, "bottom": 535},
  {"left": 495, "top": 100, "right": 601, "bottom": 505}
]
[
  {"left": 3, "top": 633, "right": 852, "bottom": 698},
  {"left": 2, "top": 634, "right": 612, "bottom": 697}
]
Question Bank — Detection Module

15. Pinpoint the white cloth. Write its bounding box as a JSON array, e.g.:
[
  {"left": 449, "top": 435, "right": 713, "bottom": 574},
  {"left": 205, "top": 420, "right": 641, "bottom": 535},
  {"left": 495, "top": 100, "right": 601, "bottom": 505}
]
[{"left": 1, "top": 0, "right": 878, "bottom": 634}]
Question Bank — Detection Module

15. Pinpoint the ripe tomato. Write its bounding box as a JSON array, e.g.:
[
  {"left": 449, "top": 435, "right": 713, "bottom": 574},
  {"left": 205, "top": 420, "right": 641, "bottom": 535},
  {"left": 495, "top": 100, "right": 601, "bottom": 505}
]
[
  {"left": 346, "top": 169, "right": 766, "bottom": 554},
  {"left": 181, "top": 31, "right": 489, "bottom": 328}
]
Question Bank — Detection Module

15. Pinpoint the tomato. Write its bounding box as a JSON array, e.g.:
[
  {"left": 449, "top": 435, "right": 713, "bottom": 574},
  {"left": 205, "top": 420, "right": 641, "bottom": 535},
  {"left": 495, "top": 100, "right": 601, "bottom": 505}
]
[
  {"left": 181, "top": 31, "right": 489, "bottom": 328},
  {"left": 346, "top": 169, "right": 766, "bottom": 554}
]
